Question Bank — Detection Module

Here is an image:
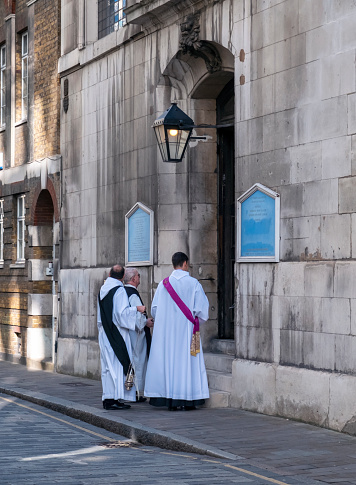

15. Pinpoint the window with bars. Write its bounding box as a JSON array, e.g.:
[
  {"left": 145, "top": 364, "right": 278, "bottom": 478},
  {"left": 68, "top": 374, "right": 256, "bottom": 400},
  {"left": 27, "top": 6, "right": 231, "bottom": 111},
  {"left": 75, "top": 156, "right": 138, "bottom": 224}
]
[
  {"left": 21, "top": 32, "right": 28, "bottom": 120},
  {"left": 98, "top": 0, "right": 126, "bottom": 40},
  {"left": 0, "top": 199, "right": 4, "bottom": 263},
  {"left": 17, "top": 195, "right": 25, "bottom": 262},
  {"left": 0, "top": 45, "right": 5, "bottom": 127}
]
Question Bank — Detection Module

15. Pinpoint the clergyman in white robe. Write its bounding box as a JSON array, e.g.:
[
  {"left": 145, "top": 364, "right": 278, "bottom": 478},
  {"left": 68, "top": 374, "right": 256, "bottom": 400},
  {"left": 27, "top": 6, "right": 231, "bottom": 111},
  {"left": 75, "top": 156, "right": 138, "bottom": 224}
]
[
  {"left": 127, "top": 288, "right": 150, "bottom": 394},
  {"left": 144, "top": 255, "right": 210, "bottom": 409},
  {"left": 97, "top": 275, "right": 139, "bottom": 406},
  {"left": 124, "top": 268, "right": 154, "bottom": 399}
]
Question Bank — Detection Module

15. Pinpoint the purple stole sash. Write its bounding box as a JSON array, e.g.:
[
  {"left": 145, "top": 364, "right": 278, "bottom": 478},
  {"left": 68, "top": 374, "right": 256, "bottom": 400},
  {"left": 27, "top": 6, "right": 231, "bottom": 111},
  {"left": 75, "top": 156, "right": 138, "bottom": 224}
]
[{"left": 163, "top": 277, "right": 200, "bottom": 356}]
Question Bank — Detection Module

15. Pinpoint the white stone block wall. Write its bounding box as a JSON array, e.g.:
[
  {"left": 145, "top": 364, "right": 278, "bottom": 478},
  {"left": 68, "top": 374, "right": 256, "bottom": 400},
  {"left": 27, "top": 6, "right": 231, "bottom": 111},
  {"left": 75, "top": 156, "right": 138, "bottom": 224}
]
[
  {"left": 58, "top": 0, "right": 231, "bottom": 375},
  {"left": 235, "top": 0, "right": 356, "bottom": 401},
  {"left": 238, "top": 261, "right": 356, "bottom": 375},
  {"left": 231, "top": 359, "right": 356, "bottom": 433}
]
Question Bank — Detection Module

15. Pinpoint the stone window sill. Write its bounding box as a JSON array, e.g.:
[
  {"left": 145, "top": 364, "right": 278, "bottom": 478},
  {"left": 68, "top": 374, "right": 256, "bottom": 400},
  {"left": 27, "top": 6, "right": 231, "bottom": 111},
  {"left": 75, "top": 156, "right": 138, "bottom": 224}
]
[
  {"left": 0, "top": 126, "right": 5, "bottom": 133},
  {"left": 10, "top": 262, "right": 25, "bottom": 269},
  {"left": 15, "top": 119, "right": 27, "bottom": 127}
]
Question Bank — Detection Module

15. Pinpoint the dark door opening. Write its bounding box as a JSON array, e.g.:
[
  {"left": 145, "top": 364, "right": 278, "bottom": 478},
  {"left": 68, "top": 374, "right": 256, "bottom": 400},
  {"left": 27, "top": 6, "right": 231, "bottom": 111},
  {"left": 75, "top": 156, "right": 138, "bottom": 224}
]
[{"left": 217, "top": 79, "right": 235, "bottom": 339}]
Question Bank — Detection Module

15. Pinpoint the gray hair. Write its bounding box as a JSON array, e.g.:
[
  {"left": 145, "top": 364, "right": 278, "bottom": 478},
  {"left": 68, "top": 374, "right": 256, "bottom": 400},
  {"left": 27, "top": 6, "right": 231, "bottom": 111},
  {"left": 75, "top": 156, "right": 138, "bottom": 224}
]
[{"left": 124, "top": 267, "right": 138, "bottom": 284}]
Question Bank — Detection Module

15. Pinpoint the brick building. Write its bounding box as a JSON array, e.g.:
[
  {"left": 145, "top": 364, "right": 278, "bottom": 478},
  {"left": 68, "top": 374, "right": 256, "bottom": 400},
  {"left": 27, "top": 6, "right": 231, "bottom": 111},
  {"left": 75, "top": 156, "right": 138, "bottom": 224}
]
[{"left": 0, "top": 0, "right": 61, "bottom": 368}]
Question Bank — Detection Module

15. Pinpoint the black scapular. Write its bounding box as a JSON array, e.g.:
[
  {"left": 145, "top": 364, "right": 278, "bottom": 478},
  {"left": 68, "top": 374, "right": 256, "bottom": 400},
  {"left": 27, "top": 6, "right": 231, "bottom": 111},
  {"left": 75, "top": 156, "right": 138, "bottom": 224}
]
[{"left": 98, "top": 286, "right": 130, "bottom": 375}]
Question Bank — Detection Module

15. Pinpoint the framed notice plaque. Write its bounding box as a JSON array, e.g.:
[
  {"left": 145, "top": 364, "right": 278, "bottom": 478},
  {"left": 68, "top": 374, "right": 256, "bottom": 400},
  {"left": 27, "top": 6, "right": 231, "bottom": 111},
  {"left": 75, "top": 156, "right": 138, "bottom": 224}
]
[
  {"left": 237, "top": 183, "right": 280, "bottom": 262},
  {"left": 125, "top": 202, "right": 154, "bottom": 266}
]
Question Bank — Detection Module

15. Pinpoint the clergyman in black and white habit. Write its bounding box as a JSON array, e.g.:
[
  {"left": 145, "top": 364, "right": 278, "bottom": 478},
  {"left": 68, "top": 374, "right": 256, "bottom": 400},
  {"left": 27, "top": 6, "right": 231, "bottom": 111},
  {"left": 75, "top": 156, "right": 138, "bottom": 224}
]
[{"left": 97, "top": 264, "right": 146, "bottom": 410}]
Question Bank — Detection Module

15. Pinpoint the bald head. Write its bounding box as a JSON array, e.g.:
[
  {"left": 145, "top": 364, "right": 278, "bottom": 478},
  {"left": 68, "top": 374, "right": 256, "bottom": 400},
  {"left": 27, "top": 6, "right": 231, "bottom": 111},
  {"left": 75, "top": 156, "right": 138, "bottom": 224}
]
[{"left": 109, "top": 264, "right": 125, "bottom": 281}]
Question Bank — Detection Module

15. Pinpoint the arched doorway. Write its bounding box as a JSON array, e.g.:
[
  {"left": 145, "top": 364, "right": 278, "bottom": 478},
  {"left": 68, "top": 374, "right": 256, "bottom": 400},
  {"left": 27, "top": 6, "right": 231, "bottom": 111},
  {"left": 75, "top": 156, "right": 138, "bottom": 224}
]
[
  {"left": 191, "top": 74, "right": 235, "bottom": 340},
  {"left": 156, "top": 42, "right": 235, "bottom": 346},
  {"left": 27, "top": 186, "right": 58, "bottom": 366},
  {"left": 34, "top": 190, "right": 54, "bottom": 226}
]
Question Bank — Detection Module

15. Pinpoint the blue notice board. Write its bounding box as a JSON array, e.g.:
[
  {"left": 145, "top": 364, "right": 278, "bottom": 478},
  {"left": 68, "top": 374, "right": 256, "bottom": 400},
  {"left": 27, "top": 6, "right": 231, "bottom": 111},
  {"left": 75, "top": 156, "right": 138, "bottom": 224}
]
[
  {"left": 128, "top": 207, "right": 151, "bottom": 263},
  {"left": 240, "top": 189, "right": 276, "bottom": 258}
]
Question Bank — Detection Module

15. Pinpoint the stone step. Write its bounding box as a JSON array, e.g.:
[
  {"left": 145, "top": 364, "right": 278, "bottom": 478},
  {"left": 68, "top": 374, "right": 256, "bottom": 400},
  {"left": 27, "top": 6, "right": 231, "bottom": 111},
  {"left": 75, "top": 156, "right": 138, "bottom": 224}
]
[
  {"left": 204, "top": 352, "right": 234, "bottom": 373},
  {"left": 207, "top": 369, "right": 232, "bottom": 393},
  {"left": 210, "top": 338, "right": 235, "bottom": 356},
  {"left": 203, "top": 389, "right": 230, "bottom": 408}
]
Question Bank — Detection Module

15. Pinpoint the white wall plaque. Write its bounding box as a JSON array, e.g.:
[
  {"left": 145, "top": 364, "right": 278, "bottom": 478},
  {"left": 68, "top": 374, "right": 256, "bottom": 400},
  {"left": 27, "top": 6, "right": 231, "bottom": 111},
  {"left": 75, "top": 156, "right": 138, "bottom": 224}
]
[
  {"left": 237, "top": 183, "right": 280, "bottom": 263},
  {"left": 125, "top": 202, "right": 154, "bottom": 266}
]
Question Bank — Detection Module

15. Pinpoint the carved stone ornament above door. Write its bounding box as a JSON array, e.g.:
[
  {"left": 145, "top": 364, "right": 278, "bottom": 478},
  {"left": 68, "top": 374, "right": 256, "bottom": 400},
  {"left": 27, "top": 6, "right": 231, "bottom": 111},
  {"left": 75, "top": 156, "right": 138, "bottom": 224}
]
[{"left": 178, "top": 13, "right": 222, "bottom": 73}]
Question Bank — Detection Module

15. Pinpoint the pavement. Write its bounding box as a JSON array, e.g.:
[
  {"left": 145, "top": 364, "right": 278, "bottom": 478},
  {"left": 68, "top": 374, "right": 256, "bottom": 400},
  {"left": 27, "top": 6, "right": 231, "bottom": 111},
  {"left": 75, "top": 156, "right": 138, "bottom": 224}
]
[{"left": 1, "top": 360, "right": 356, "bottom": 484}]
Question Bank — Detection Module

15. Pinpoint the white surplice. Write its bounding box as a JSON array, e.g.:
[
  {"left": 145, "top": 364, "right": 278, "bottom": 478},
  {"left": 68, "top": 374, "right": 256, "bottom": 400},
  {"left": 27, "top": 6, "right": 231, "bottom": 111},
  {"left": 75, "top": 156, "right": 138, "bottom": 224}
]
[
  {"left": 97, "top": 277, "right": 138, "bottom": 402},
  {"left": 144, "top": 269, "right": 210, "bottom": 402},
  {"left": 126, "top": 284, "right": 148, "bottom": 394}
]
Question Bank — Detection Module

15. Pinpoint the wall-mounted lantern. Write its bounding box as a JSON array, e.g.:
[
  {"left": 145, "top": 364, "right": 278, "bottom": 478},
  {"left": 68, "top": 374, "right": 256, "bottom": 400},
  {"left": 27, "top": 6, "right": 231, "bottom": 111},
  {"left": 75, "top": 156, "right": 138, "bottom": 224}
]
[
  {"left": 153, "top": 103, "right": 234, "bottom": 163},
  {"left": 152, "top": 103, "right": 194, "bottom": 163}
]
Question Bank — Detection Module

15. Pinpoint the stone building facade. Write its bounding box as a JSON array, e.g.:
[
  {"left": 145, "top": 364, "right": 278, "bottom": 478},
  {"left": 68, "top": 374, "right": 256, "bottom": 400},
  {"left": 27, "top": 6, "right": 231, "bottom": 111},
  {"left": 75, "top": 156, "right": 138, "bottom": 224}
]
[
  {"left": 0, "top": 0, "right": 61, "bottom": 368},
  {"left": 59, "top": 0, "right": 356, "bottom": 432}
]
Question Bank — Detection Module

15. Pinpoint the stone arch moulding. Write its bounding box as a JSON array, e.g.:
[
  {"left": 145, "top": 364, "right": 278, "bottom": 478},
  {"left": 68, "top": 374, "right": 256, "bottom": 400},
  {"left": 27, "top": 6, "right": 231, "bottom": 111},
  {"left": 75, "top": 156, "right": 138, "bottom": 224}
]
[
  {"left": 30, "top": 178, "right": 60, "bottom": 225},
  {"left": 156, "top": 12, "right": 234, "bottom": 101},
  {"left": 158, "top": 40, "right": 234, "bottom": 104}
]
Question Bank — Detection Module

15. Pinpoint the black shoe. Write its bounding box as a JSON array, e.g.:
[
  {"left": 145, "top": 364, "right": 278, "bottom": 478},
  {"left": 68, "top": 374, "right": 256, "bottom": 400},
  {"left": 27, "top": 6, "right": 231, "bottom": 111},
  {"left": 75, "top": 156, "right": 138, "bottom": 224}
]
[
  {"left": 103, "top": 399, "right": 114, "bottom": 409},
  {"left": 103, "top": 400, "right": 131, "bottom": 410},
  {"left": 168, "top": 406, "right": 178, "bottom": 411},
  {"left": 114, "top": 400, "right": 131, "bottom": 409},
  {"left": 136, "top": 396, "right": 147, "bottom": 403},
  {"left": 183, "top": 405, "right": 196, "bottom": 411}
]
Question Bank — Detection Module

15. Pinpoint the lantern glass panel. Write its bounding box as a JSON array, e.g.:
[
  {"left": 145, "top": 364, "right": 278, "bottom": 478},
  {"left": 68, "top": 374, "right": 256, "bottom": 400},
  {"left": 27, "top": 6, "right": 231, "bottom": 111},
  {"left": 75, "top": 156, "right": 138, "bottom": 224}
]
[
  {"left": 154, "top": 124, "right": 168, "bottom": 162},
  {"left": 166, "top": 127, "right": 191, "bottom": 161},
  {"left": 177, "top": 129, "right": 190, "bottom": 160}
]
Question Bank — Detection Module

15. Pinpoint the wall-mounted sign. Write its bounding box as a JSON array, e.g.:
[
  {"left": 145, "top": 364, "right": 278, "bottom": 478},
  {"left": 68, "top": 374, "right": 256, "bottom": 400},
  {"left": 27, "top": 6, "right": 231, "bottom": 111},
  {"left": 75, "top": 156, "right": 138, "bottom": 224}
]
[
  {"left": 237, "top": 183, "right": 280, "bottom": 262},
  {"left": 125, "top": 202, "right": 154, "bottom": 266}
]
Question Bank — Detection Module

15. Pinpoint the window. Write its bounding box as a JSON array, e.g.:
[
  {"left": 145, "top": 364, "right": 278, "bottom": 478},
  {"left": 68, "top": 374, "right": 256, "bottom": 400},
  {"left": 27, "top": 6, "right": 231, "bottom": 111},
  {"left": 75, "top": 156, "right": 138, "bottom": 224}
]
[
  {"left": 98, "top": 0, "right": 126, "bottom": 40},
  {"left": 0, "top": 45, "right": 5, "bottom": 127},
  {"left": 17, "top": 195, "right": 25, "bottom": 262},
  {"left": 21, "top": 32, "right": 28, "bottom": 120},
  {"left": 0, "top": 199, "right": 3, "bottom": 263}
]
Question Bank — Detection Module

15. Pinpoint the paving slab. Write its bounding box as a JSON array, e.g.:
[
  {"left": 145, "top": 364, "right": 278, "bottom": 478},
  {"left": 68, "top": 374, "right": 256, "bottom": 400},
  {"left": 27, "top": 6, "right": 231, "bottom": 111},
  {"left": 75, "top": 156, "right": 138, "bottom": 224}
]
[{"left": 1, "top": 360, "right": 356, "bottom": 484}]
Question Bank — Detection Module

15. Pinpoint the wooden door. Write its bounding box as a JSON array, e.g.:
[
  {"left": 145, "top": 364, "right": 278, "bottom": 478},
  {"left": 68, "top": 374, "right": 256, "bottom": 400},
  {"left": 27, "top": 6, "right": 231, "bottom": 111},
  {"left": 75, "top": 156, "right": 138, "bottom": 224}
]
[{"left": 217, "top": 80, "right": 235, "bottom": 339}]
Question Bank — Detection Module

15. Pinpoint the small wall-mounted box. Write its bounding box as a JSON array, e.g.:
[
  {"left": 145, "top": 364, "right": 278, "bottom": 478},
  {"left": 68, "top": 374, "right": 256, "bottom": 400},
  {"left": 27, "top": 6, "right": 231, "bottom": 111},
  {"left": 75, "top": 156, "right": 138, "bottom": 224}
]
[{"left": 46, "top": 261, "right": 54, "bottom": 277}]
